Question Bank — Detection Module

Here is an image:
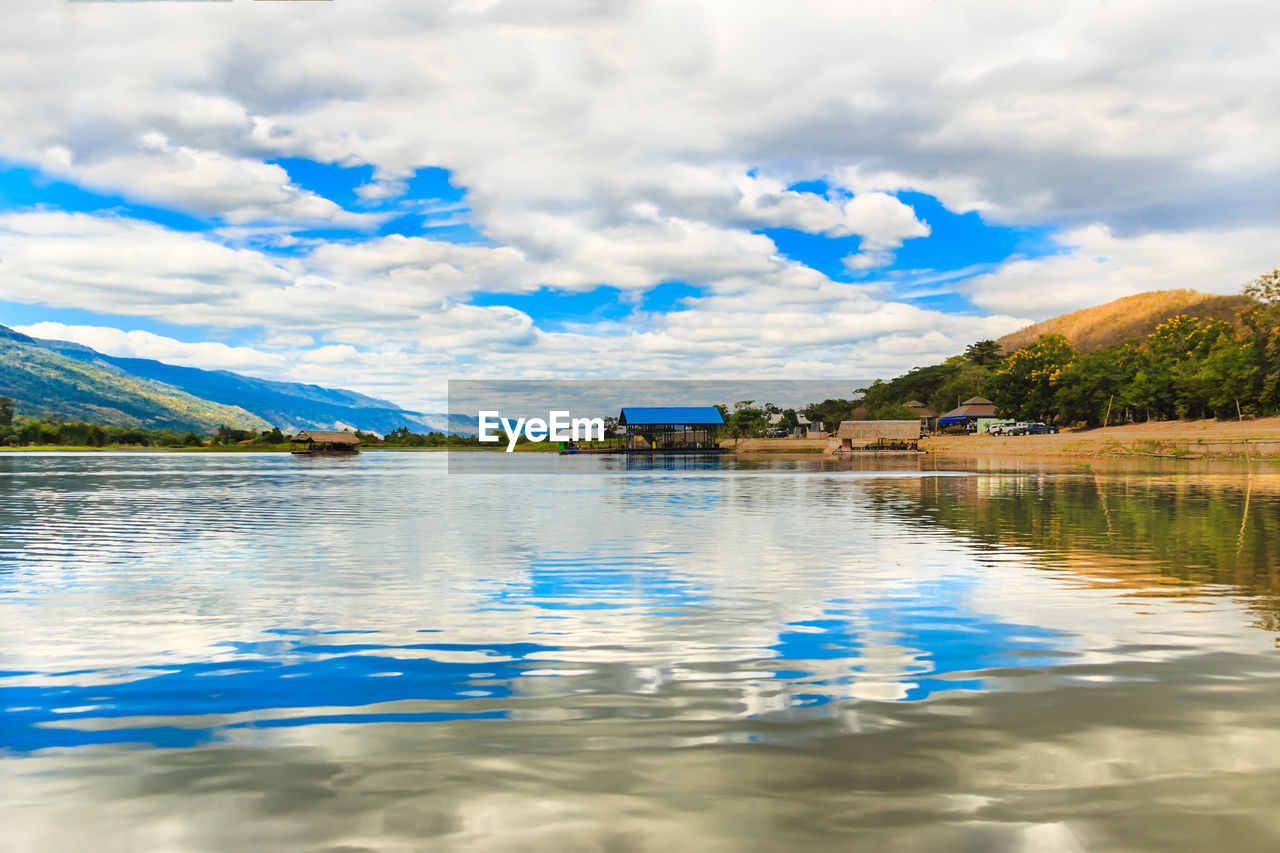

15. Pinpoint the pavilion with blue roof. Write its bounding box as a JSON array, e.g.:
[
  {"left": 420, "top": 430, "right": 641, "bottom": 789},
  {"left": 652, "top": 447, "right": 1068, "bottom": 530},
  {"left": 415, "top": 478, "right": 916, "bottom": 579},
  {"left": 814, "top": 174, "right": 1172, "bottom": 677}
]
[{"left": 616, "top": 406, "right": 725, "bottom": 452}]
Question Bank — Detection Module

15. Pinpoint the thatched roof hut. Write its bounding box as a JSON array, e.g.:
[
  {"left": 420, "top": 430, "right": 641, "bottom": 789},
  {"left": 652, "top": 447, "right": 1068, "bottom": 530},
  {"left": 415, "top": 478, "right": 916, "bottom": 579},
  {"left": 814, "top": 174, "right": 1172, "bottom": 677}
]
[
  {"left": 290, "top": 430, "right": 360, "bottom": 454},
  {"left": 905, "top": 400, "right": 938, "bottom": 418},
  {"left": 835, "top": 420, "right": 922, "bottom": 445}
]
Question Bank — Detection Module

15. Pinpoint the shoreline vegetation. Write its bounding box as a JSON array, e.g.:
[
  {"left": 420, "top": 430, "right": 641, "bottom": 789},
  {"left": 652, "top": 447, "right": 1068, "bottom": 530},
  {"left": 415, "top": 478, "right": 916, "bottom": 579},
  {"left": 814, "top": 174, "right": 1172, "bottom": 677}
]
[
  {"left": 4, "top": 273, "right": 1278, "bottom": 463},
  {"left": 7, "top": 420, "right": 1280, "bottom": 462},
  {"left": 853, "top": 273, "right": 1280, "bottom": 427},
  {"left": 0, "top": 413, "right": 489, "bottom": 453}
]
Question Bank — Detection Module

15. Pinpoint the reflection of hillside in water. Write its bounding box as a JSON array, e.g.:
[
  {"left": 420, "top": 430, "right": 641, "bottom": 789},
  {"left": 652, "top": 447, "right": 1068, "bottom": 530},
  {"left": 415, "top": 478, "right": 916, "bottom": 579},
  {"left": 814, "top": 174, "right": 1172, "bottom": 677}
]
[{"left": 861, "top": 469, "right": 1280, "bottom": 629}]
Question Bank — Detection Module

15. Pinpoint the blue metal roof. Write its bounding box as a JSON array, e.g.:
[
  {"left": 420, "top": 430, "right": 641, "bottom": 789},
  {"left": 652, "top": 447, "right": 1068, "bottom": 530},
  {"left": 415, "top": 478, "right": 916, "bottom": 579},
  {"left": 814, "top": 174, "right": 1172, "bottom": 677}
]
[{"left": 619, "top": 406, "right": 725, "bottom": 426}]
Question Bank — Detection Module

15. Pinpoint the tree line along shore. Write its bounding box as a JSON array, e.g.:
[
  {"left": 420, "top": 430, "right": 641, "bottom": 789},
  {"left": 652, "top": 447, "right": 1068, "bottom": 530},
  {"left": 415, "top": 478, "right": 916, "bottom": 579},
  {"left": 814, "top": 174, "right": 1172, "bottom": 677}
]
[
  {"left": 4, "top": 271, "right": 1278, "bottom": 454},
  {"left": 0, "top": 410, "right": 487, "bottom": 451},
  {"left": 853, "top": 270, "right": 1280, "bottom": 427}
]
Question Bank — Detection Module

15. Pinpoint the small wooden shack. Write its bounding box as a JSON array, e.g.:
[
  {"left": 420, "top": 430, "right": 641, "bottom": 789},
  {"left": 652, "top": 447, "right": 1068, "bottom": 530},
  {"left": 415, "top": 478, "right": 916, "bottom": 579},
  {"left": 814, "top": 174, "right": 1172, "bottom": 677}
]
[
  {"left": 835, "top": 420, "right": 922, "bottom": 451},
  {"left": 290, "top": 429, "right": 360, "bottom": 455}
]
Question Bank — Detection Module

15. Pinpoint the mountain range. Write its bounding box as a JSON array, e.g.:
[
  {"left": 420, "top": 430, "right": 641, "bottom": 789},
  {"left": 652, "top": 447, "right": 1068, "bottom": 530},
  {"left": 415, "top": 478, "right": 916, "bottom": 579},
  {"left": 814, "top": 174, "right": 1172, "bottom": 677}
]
[{"left": 0, "top": 324, "right": 473, "bottom": 435}]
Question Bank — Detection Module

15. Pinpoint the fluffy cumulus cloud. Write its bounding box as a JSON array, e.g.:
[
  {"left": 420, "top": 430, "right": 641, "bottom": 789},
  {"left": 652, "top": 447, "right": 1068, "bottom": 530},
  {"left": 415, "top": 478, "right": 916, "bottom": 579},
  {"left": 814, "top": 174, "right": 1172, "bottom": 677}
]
[
  {"left": 966, "top": 225, "right": 1280, "bottom": 316},
  {"left": 1, "top": 0, "right": 1277, "bottom": 406},
  {"left": 16, "top": 322, "right": 287, "bottom": 376}
]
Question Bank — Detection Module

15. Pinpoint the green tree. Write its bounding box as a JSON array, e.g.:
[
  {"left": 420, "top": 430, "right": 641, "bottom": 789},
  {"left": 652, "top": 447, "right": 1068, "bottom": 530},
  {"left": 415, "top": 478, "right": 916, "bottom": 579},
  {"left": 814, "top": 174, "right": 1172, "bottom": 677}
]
[
  {"left": 1202, "top": 337, "right": 1261, "bottom": 418},
  {"left": 1243, "top": 268, "right": 1280, "bottom": 412},
  {"left": 725, "top": 401, "right": 768, "bottom": 441},
  {"left": 990, "top": 334, "right": 1076, "bottom": 421},
  {"left": 1244, "top": 267, "right": 1280, "bottom": 305},
  {"left": 0, "top": 396, "right": 13, "bottom": 427},
  {"left": 1054, "top": 346, "right": 1136, "bottom": 426},
  {"left": 964, "top": 340, "right": 1005, "bottom": 367},
  {"left": 801, "top": 398, "right": 858, "bottom": 432},
  {"left": 1139, "top": 315, "right": 1233, "bottom": 418},
  {"left": 865, "top": 401, "right": 921, "bottom": 420},
  {"left": 257, "top": 426, "right": 285, "bottom": 444},
  {"left": 931, "top": 358, "right": 995, "bottom": 416}
]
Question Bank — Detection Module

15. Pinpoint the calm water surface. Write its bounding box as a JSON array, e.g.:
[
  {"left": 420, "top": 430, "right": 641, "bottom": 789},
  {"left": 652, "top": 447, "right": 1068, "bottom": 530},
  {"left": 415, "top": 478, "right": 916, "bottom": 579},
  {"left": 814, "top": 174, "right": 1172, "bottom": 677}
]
[{"left": 3, "top": 452, "right": 1280, "bottom": 851}]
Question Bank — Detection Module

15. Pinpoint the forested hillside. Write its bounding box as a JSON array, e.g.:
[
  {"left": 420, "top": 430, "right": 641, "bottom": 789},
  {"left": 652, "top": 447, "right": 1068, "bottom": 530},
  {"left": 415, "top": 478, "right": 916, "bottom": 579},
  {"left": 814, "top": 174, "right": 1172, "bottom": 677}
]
[
  {"left": 2, "top": 324, "right": 475, "bottom": 435},
  {"left": 998, "top": 289, "right": 1251, "bottom": 353},
  {"left": 0, "top": 328, "right": 269, "bottom": 433},
  {"left": 861, "top": 274, "right": 1280, "bottom": 426}
]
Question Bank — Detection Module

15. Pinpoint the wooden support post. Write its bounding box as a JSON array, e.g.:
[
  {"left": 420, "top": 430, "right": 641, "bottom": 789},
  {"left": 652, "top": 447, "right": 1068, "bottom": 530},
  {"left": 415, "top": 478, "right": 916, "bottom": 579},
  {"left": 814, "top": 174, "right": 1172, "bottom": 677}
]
[{"left": 1102, "top": 394, "right": 1114, "bottom": 430}]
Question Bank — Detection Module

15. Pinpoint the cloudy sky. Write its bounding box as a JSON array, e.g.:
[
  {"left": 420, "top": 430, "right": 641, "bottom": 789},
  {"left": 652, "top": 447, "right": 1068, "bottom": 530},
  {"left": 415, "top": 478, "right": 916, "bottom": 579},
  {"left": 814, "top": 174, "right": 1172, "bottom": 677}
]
[{"left": 1, "top": 0, "right": 1277, "bottom": 410}]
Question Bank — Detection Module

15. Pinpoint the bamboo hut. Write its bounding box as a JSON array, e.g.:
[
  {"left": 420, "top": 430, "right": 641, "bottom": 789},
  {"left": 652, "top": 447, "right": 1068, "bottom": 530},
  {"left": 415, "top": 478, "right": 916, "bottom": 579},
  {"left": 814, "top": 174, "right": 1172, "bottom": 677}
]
[
  {"left": 835, "top": 420, "right": 923, "bottom": 451},
  {"left": 289, "top": 430, "right": 360, "bottom": 455}
]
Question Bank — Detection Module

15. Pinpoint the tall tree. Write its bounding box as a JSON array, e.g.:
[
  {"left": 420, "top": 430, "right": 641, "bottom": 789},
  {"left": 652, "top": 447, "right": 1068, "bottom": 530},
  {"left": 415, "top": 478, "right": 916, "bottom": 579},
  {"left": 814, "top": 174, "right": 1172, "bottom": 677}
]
[
  {"left": 964, "top": 340, "right": 1005, "bottom": 367},
  {"left": 1054, "top": 346, "right": 1136, "bottom": 426},
  {"left": 1243, "top": 268, "right": 1280, "bottom": 411},
  {"left": 990, "top": 334, "right": 1076, "bottom": 421}
]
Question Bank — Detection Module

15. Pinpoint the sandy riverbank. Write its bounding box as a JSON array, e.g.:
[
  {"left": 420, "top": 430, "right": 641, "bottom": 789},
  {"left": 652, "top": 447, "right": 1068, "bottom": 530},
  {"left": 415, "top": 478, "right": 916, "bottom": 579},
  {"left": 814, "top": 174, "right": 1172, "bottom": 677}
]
[
  {"left": 726, "top": 418, "right": 1280, "bottom": 461},
  {"left": 728, "top": 438, "right": 832, "bottom": 453},
  {"left": 924, "top": 417, "right": 1280, "bottom": 461}
]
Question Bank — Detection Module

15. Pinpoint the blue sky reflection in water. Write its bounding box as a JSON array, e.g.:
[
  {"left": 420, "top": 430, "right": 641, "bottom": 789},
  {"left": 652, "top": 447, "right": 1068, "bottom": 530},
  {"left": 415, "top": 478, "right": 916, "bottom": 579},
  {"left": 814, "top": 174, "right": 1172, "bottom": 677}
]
[{"left": 3, "top": 453, "right": 1280, "bottom": 850}]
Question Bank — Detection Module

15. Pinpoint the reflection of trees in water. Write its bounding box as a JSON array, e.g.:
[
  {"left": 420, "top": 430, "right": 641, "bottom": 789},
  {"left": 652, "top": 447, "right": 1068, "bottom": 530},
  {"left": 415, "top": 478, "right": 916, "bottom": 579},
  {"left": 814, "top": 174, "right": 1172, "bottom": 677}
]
[{"left": 863, "top": 474, "right": 1280, "bottom": 630}]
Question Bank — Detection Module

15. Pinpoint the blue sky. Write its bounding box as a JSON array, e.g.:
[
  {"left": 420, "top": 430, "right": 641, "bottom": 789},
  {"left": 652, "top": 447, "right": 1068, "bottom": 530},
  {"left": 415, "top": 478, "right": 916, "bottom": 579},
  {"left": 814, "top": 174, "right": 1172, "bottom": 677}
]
[
  {"left": 0, "top": 158, "right": 1059, "bottom": 346},
  {"left": 1, "top": 1, "right": 1275, "bottom": 410}
]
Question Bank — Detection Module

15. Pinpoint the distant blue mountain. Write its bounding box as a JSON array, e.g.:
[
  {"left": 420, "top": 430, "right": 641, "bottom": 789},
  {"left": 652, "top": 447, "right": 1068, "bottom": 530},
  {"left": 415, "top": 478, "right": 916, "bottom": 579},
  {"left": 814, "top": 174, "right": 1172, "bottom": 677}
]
[{"left": 5, "top": 325, "right": 475, "bottom": 435}]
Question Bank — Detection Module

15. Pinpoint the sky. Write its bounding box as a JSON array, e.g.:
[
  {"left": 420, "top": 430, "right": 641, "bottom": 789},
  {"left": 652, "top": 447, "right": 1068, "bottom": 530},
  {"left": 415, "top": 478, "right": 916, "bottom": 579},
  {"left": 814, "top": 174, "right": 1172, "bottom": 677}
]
[{"left": 1, "top": 0, "right": 1277, "bottom": 412}]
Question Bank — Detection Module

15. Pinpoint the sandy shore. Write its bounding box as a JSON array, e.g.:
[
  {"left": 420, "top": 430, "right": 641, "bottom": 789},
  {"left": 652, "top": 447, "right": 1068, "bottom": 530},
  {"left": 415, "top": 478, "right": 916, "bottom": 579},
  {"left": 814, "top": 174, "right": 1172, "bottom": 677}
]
[
  {"left": 727, "top": 418, "right": 1280, "bottom": 461},
  {"left": 728, "top": 437, "right": 832, "bottom": 453},
  {"left": 924, "top": 417, "right": 1280, "bottom": 461}
]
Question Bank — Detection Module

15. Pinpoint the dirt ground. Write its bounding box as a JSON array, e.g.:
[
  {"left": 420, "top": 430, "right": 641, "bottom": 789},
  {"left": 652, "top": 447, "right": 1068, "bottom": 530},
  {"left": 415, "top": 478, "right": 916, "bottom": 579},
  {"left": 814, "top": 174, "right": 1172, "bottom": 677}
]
[
  {"left": 729, "top": 419, "right": 1280, "bottom": 461},
  {"left": 729, "top": 437, "right": 832, "bottom": 453},
  {"left": 922, "top": 417, "right": 1280, "bottom": 460}
]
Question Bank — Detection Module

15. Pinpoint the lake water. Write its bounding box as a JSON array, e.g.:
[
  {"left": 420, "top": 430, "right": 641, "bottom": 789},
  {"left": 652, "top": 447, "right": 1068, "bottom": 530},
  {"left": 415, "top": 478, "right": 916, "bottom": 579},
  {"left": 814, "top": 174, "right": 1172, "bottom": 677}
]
[{"left": 3, "top": 452, "right": 1280, "bottom": 851}]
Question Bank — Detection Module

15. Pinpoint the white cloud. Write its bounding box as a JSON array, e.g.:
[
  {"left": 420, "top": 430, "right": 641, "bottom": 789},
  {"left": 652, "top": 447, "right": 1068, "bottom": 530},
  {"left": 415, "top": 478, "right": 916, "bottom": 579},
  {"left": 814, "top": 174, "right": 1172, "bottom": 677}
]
[
  {"left": 966, "top": 224, "right": 1280, "bottom": 317},
  {"left": 1, "top": 0, "right": 1277, "bottom": 405},
  {"left": 0, "top": 212, "right": 299, "bottom": 322},
  {"left": 354, "top": 181, "right": 408, "bottom": 202},
  {"left": 16, "top": 322, "right": 286, "bottom": 375},
  {"left": 6, "top": 0, "right": 1274, "bottom": 235}
]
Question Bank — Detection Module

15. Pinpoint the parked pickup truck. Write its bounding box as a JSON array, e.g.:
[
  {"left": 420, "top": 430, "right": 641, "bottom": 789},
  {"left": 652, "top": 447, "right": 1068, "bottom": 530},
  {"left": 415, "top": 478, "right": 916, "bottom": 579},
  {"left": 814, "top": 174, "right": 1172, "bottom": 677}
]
[
  {"left": 988, "top": 422, "right": 1026, "bottom": 436},
  {"left": 1028, "top": 422, "right": 1060, "bottom": 434}
]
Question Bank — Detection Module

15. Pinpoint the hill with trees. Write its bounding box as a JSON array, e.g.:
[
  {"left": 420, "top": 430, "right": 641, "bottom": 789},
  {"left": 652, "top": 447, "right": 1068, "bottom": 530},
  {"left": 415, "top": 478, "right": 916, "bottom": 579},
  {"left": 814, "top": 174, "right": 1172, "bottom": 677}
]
[
  {"left": 861, "top": 274, "right": 1280, "bottom": 427},
  {"left": 0, "top": 327, "right": 270, "bottom": 433},
  {"left": 0, "top": 324, "right": 473, "bottom": 435},
  {"left": 997, "top": 289, "right": 1252, "bottom": 353}
]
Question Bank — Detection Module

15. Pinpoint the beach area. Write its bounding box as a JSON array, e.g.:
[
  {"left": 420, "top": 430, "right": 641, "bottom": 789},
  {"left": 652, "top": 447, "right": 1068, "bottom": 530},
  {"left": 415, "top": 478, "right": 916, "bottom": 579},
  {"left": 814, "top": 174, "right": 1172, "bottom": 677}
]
[
  {"left": 724, "top": 417, "right": 1280, "bottom": 462},
  {"left": 923, "top": 417, "right": 1280, "bottom": 462}
]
